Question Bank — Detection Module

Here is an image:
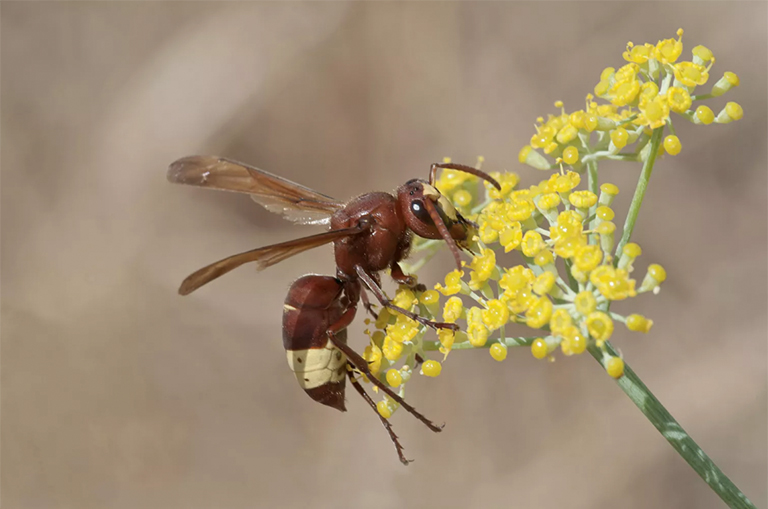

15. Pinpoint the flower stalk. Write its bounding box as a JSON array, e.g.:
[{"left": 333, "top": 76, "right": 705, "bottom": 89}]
[
  {"left": 588, "top": 341, "right": 756, "bottom": 509},
  {"left": 614, "top": 126, "right": 663, "bottom": 260}
]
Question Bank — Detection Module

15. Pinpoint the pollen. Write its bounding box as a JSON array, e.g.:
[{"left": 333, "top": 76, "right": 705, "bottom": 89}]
[
  {"left": 605, "top": 356, "right": 625, "bottom": 378},
  {"left": 386, "top": 369, "right": 403, "bottom": 388},
  {"left": 490, "top": 343, "right": 508, "bottom": 362},
  {"left": 422, "top": 360, "right": 442, "bottom": 377}
]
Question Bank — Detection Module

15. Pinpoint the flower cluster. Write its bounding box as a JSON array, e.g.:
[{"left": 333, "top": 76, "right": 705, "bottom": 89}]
[
  {"left": 518, "top": 28, "right": 741, "bottom": 169},
  {"left": 359, "top": 29, "right": 742, "bottom": 419}
]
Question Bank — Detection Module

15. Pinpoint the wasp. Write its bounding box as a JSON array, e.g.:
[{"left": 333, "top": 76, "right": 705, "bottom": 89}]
[{"left": 168, "top": 156, "right": 500, "bottom": 463}]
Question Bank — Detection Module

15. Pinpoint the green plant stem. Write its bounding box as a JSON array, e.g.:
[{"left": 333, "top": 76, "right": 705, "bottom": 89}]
[
  {"left": 588, "top": 342, "right": 756, "bottom": 509},
  {"left": 614, "top": 126, "right": 664, "bottom": 261},
  {"left": 587, "top": 159, "right": 599, "bottom": 239},
  {"left": 422, "top": 336, "right": 536, "bottom": 351}
]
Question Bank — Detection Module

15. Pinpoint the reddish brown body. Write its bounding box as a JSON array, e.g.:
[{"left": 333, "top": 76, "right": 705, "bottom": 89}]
[
  {"left": 168, "top": 155, "right": 500, "bottom": 464},
  {"left": 330, "top": 192, "right": 410, "bottom": 280},
  {"left": 282, "top": 275, "right": 349, "bottom": 411}
]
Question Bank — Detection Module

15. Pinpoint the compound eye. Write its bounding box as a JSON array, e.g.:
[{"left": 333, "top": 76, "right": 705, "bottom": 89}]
[{"left": 410, "top": 199, "right": 431, "bottom": 224}]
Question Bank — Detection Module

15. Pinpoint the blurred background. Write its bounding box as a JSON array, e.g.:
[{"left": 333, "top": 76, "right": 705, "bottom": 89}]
[{"left": 2, "top": 3, "right": 766, "bottom": 508}]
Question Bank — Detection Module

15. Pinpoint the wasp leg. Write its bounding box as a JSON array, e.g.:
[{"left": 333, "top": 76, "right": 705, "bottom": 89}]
[
  {"left": 360, "top": 288, "right": 379, "bottom": 319},
  {"left": 390, "top": 262, "right": 426, "bottom": 292},
  {"left": 355, "top": 265, "right": 458, "bottom": 332},
  {"left": 326, "top": 328, "right": 443, "bottom": 433},
  {"left": 347, "top": 368, "right": 411, "bottom": 465}
]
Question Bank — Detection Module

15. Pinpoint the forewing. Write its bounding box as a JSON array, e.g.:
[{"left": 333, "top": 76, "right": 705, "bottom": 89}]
[
  {"left": 168, "top": 155, "right": 344, "bottom": 225},
  {"left": 178, "top": 226, "right": 364, "bottom": 295}
]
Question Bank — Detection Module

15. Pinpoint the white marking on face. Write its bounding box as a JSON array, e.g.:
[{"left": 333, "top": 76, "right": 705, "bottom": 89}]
[
  {"left": 422, "top": 183, "right": 458, "bottom": 221},
  {"left": 286, "top": 343, "right": 347, "bottom": 389},
  {"left": 283, "top": 304, "right": 297, "bottom": 312}
]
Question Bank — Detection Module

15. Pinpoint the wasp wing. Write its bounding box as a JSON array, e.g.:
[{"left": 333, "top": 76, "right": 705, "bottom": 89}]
[
  {"left": 178, "top": 226, "right": 364, "bottom": 295},
  {"left": 168, "top": 155, "right": 345, "bottom": 225}
]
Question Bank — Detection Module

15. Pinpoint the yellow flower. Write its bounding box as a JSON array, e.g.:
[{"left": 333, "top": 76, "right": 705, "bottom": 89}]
[
  {"left": 435, "top": 269, "right": 465, "bottom": 296},
  {"left": 363, "top": 342, "right": 383, "bottom": 375},
  {"left": 586, "top": 311, "right": 614, "bottom": 341},
  {"left": 521, "top": 230, "right": 545, "bottom": 257},
  {"left": 499, "top": 266, "right": 535, "bottom": 293},
  {"left": 442, "top": 296, "right": 464, "bottom": 323},
  {"left": 481, "top": 299, "right": 510, "bottom": 331},
  {"left": 382, "top": 335, "right": 404, "bottom": 361},
  {"left": 469, "top": 248, "right": 498, "bottom": 290},
  {"left": 532, "top": 272, "right": 556, "bottom": 296},
  {"left": 655, "top": 29, "right": 684, "bottom": 64},
  {"left": 590, "top": 265, "right": 637, "bottom": 300},
  {"left": 673, "top": 61, "right": 710, "bottom": 88},
  {"left": 467, "top": 322, "right": 489, "bottom": 347},
  {"left": 573, "top": 244, "right": 603, "bottom": 273},
  {"left": 486, "top": 171, "right": 520, "bottom": 199},
  {"left": 637, "top": 94, "right": 670, "bottom": 129},
  {"left": 525, "top": 296, "right": 553, "bottom": 329},
  {"left": 569, "top": 190, "right": 598, "bottom": 209},
  {"left": 623, "top": 42, "right": 655, "bottom": 64},
  {"left": 499, "top": 222, "right": 523, "bottom": 252},
  {"left": 549, "top": 308, "right": 573, "bottom": 335},
  {"left": 667, "top": 87, "right": 692, "bottom": 113}
]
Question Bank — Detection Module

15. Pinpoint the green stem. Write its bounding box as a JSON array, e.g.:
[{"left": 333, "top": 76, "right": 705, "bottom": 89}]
[
  {"left": 587, "top": 159, "right": 599, "bottom": 242},
  {"left": 588, "top": 342, "right": 756, "bottom": 509},
  {"left": 614, "top": 126, "right": 663, "bottom": 261},
  {"left": 422, "top": 336, "right": 536, "bottom": 351}
]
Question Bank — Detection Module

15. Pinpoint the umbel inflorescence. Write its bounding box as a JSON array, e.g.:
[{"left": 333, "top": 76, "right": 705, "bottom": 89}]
[{"left": 361, "top": 29, "right": 742, "bottom": 419}]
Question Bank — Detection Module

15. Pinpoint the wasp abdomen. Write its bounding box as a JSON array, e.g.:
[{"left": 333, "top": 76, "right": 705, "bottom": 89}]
[{"left": 283, "top": 275, "right": 349, "bottom": 411}]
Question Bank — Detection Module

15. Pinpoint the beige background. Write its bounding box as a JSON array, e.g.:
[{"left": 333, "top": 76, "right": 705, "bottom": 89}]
[{"left": 2, "top": 2, "right": 766, "bottom": 508}]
